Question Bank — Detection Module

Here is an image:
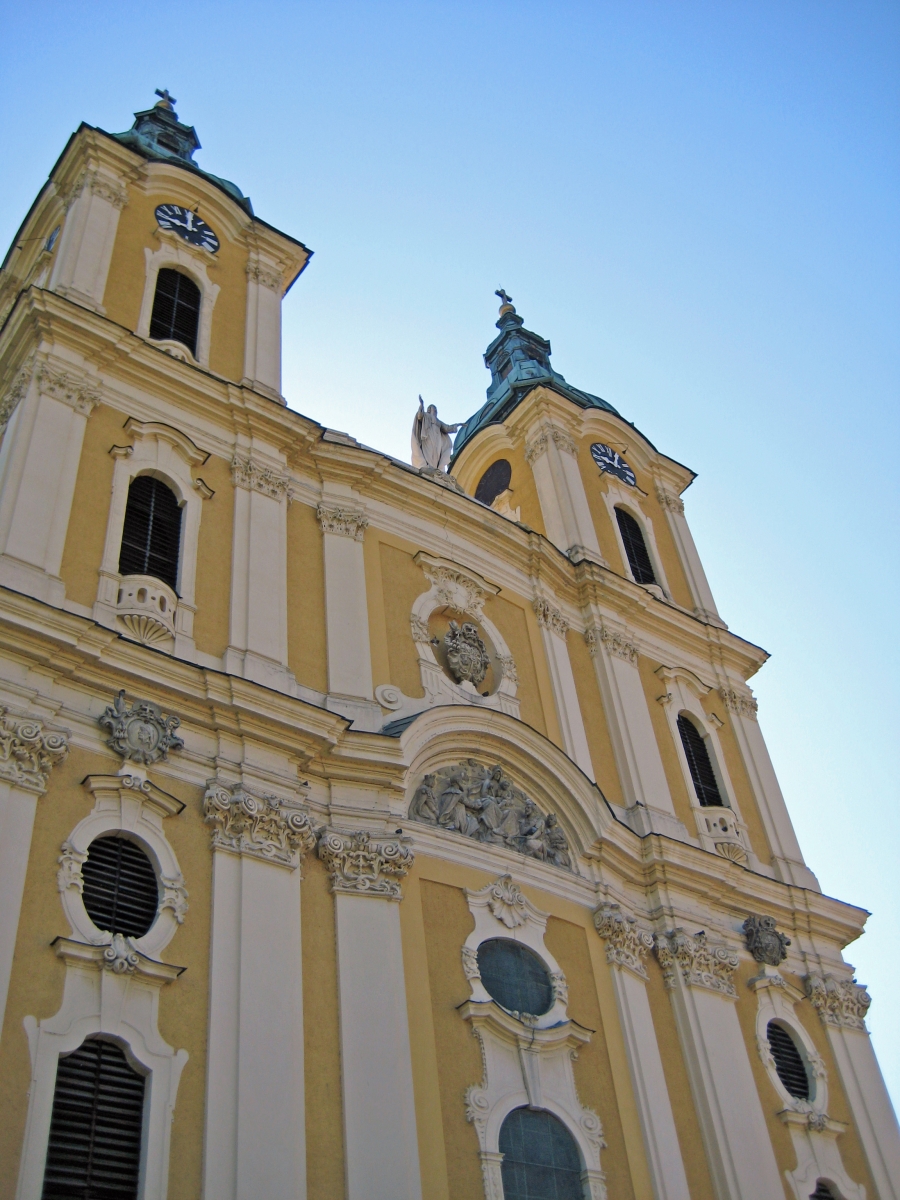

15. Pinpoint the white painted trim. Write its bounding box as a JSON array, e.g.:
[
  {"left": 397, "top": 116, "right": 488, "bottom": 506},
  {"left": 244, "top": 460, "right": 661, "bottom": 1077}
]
[
  {"left": 57, "top": 774, "right": 187, "bottom": 961},
  {"left": 535, "top": 620, "right": 594, "bottom": 780},
  {"left": 137, "top": 239, "right": 220, "bottom": 368},
  {"left": 525, "top": 421, "right": 603, "bottom": 561},
  {"left": 0, "top": 783, "right": 39, "bottom": 1044},
  {"left": 16, "top": 942, "right": 187, "bottom": 1200},
  {"left": 601, "top": 482, "right": 671, "bottom": 598},
  {"left": 49, "top": 169, "right": 127, "bottom": 313}
]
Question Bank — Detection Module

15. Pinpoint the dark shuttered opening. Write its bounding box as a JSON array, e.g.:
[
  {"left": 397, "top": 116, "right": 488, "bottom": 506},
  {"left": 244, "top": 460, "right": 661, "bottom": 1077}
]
[
  {"left": 81, "top": 835, "right": 159, "bottom": 939},
  {"left": 767, "top": 1021, "right": 811, "bottom": 1100},
  {"left": 118, "top": 475, "right": 182, "bottom": 592},
  {"left": 615, "top": 507, "right": 657, "bottom": 585},
  {"left": 677, "top": 714, "right": 724, "bottom": 807},
  {"left": 149, "top": 268, "right": 201, "bottom": 357},
  {"left": 499, "top": 1108, "right": 583, "bottom": 1200},
  {"left": 42, "top": 1038, "right": 145, "bottom": 1200},
  {"left": 474, "top": 459, "right": 512, "bottom": 506}
]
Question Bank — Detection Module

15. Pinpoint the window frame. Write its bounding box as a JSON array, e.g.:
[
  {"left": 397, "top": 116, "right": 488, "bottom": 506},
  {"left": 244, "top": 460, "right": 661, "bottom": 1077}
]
[
  {"left": 118, "top": 473, "right": 184, "bottom": 593},
  {"left": 136, "top": 240, "right": 220, "bottom": 368},
  {"left": 599, "top": 480, "right": 671, "bottom": 598}
]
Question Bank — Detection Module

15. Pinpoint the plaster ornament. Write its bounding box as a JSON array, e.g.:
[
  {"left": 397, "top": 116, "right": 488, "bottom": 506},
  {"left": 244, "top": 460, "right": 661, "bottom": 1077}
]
[
  {"left": 316, "top": 828, "right": 414, "bottom": 899},
  {"left": 411, "top": 395, "right": 460, "bottom": 472},
  {"left": 655, "top": 929, "right": 739, "bottom": 997},
  {"left": 743, "top": 914, "right": 791, "bottom": 966},
  {"left": 316, "top": 503, "right": 368, "bottom": 541},
  {"left": 443, "top": 620, "right": 490, "bottom": 687},
  {"left": 407, "top": 761, "right": 572, "bottom": 869},
  {"left": 485, "top": 874, "right": 531, "bottom": 928},
  {"left": 0, "top": 707, "right": 69, "bottom": 792},
  {"left": 103, "top": 933, "right": 140, "bottom": 975},
  {"left": 204, "top": 783, "right": 316, "bottom": 868},
  {"left": 231, "top": 455, "right": 291, "bottom": 500},
  {"left": 805, "top": 972, "right": 872, "bottom": 1030},
  {"left": 593, "top": 903, "right": 654, "bottom": 978},
  {"left": 718, "top": 686, "right": 759, "bottom": 720},
  {"left": 532, "top": 597, "right": 569, "bottom": 637},
  {"left": 99, "top": 690, "right": 184, "bottom": 765}
]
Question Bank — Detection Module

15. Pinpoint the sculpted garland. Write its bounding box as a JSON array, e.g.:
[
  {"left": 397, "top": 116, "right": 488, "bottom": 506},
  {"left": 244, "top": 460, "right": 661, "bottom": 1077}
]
[{"left": 408, "top": 760, "right": 571, "bottom": 868}]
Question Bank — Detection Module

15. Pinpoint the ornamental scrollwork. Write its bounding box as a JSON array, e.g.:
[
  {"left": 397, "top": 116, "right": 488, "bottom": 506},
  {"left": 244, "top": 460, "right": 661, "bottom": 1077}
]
[
  {"left": 99, "top": 691, "right": 183, "bottom": 766},
  {"left": 654, "top": 483, "right": 685, "bottom": 514},
  {"left": 103, "top": 933, "right": 140, "bottom": 975},
  {"left": 444, "top": 621, "right": 490, "bottom": 687},
  {"left": 246, "top": 261, "right": 284, "bottom": 292},
  {"left": 410, "top": 615, "right": 431, "bottom": 643},
  {"left": 593, "top": 903, "right": 654, "bottom": 978},
  {"left": 0, "top": 353, "right": 36, "bottom": 428},
  {"left": 0, "top": 707, "right": 69, "bottom": 792},
  {"left": 316, "top": 503, "right": 368, "bottom": 541},
  {"left": 743, "top": 914, "right": 790, "bottom": 966},
  {"left": 420, "top": 561, "right": 486, "bottom": 618},
  {"left": 585, "top": 624, "right": 639, "bottom": 665},
  {"left": 497, "top": 654, "right": 518, "bottom": 686},
  {"left": 533, "top": 598, "right": 569, "bottom": 638},
  {"left": 718, "top": 686, "right": 758, "bottom": 720},
  {"left": 805, "top": 972, "right": 872, "bottom": 1030},
  {"left": 159, "top": 875, "right": 190, "bottom": 923},
  {"left": 655, "top": 929, "right": 739, "bottom": 998},
  {"left": 316, "top": 828, "right": 414, "bottom": 899},
  {"left": 57, "top": 841, "right": 87, "bottom": 894},
  {"left": 232, "top": 456, "right": 291, "bottom": 500},
  {"left": 408, "top": 762, "right": 572, "bottom": 869},
  {"left": 36, "top": 364, "right": 102, "bottom": 415},
  {"left": 204, "top": 783, "right": 316, "bottom": 868}
]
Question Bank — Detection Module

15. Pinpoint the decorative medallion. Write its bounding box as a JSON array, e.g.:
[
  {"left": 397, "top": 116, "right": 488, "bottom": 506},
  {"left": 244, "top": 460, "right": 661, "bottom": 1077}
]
[
  {"left": 443, "top": 620, "right": 490, "bottom": 687},
  {"left": 99, "top": 690, "right": 184, "bottom": 765},
  {"left": 408, "top": 761, "right": 571, "bottom": 869},
  {"left": 743, "top": 914, "right": 791, "bottom": 966}
]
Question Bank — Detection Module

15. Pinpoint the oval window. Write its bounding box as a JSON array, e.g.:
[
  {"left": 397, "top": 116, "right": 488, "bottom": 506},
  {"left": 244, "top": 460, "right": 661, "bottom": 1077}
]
[
  {"left": 476, "top": 938, "right": 553, "bottom": 1016},
  {"left": 81, "top": 835, "right": 160, "bottom": 939},
  {"left": 474, "top": 459, "right": 512, "bottom": 506}
]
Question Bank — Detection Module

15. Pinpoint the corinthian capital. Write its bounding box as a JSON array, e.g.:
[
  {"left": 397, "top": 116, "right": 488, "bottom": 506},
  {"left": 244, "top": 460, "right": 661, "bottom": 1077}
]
[
  {"left": 594, "top": 903, "right": 654, "bottom": 978},
  {"left": 533, "top": 597, "right": 569, "bottom": 637},
  {"left": 654, "top": 483, "right": 685, "bottom": 514},
  {"left": 805, "top": 972, "right": 872, "bottom": 1030},
  {"left": 0, "top": 707, "right": 69, "bottom": 793},
  {"left": 585, "top": 623, "right": 639, "bottom": 665},
  {"left": 232, "top": 456, "right": 291, "bottom": 499},
  {"left": 317, "top": 828, "right": 414, "bottom": 899},
  {"left": 316, "top": 503, "right": 369, "bottom": 541},
  {"left": 204, "top": 782, "right": 316, "bottom": 868},
  {"left": 718, "top": 686, "right": 758, "bottom": 720},
  {"left": 654, "top": 929, "right": 739, "bottom": 998}
]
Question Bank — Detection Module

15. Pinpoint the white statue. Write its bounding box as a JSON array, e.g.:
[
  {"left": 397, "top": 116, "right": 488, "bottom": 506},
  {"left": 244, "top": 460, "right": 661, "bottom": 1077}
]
[{"left": 411, "top": 396, "right": 460, "bottom": 472}]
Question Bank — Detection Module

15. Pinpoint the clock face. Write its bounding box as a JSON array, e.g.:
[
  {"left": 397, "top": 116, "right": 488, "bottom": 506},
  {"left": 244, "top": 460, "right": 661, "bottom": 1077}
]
[
  {"left": 590, "top": 442, "right": 637, "bottom": 487},
  {"left": 155, "top": 204, "right": 219, "bottom": 253}
]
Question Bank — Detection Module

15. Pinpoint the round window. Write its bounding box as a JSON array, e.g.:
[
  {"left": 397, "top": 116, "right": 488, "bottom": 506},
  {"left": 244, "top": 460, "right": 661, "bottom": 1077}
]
[
  {"left": 474, "top": 459, "right": 512, "bottom": 506},
  {"left": 476, "top": 938, "right": 553, "bottom": 1016},
  {"left": 81, "top": 835, "right": 160, "bottom": 939}
]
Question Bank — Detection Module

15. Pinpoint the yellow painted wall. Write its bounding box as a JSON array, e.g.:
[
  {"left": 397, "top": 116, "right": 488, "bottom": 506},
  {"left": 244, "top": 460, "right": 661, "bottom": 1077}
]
[
  {"left": 103, "top": 183, "right": 247, "bottom": 383},
  {"left": 543, "top": 916, "right": 637, "bottom": 1200},
  {"left": 418, "top": 878, "right": 486, "bottom": 1200},
  {"left": 287, "top": 501, "right": 327, "bottom": 692},
  {"left": 566, "top": 627, "right": 625, "bottom": 804},
  {"left": 482, "top": 592, "right": 548, "bottom": 737},
  {"left": 378, "top": 540, "right": 427, "bottom": 700},
  {"left": 642, "top": 957, "right": 718, "bottom": 1200},
  {"left": 301, "top": 853, "right": 346, "bottom": 1200},
  {"left": 58, "top": 403, "right": 120, "bottom": 607},
  {"left": 192, "top": 452, "right": 234, "bottom": 659},
  {"left": 0, "top": 747, "right": 210, "bottom": 1200}
]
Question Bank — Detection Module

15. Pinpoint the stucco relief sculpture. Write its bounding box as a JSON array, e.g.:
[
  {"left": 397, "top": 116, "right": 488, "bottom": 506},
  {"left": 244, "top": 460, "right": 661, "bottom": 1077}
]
[
  {"left": 594, "top": 903, "right": 654, "bottom": 978},
  {"left": 99, "top": 690, "right": 184, "bottom": 765},
  {"left": 411, "top": 395, "right": 460, "bottom": 472},
  {"left": 743, "top": 913, "right": 790, "bottom": 965},
  {"left": 443, "top": 620, "right": 490, "bottom": 687},
  {"left": 655, "top": 929, "right": 739, "bottom": 997},
  {"left": 805, "top": 972, "right": 872, "bottom": 1030},
  {"left": 408, "top": 761, "right": 572, "bottom": 868},
  {"left": 316, "top": 828, "right": 414, "bottom": 898},
  {"left": 0, "top": 707, "right": 69, "bottom": 792},
  {"left": 204, "top": 783, "right": 316, "bottom": 868}
]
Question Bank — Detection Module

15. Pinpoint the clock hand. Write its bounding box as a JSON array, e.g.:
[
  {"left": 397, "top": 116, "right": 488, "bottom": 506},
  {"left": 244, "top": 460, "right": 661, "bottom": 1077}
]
[{"left": 185, "top": 211, "right": 194, "bottom": 231}]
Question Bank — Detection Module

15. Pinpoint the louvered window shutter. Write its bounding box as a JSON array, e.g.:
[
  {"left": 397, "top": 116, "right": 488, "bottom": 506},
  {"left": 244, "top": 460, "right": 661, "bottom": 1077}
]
[
  {"left": 615, "top": 508, "right": 657, "bottom": 585},
  {"left": 118, "top": 475, "right": 182, "bottom": 591},
  {"left": 42, "top": 1038, "right": 145, "bottom": 1200},
  {"left": 149, "top": 267, "right": 201, "bottom": 357},
  {"left": 81, "top": 835, "right": 160, "bottom": 939},
  {"left": 677, "top": 714, "right": 724, "bottom": 807},
  {"left": 767, "top": 1021, "right": 811, "bottom": 1100}
]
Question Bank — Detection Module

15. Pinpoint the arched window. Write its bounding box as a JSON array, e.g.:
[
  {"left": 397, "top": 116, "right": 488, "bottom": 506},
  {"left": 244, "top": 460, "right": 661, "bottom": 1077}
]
[
  {"left": 149, "top": 267, "right": 201, "bottom": 357},
  {"left": 477, "top": 938, "right": 553, "bottom": 1017},
  {"left": 475, "top": 459, "right": 512, "bottom": 506},
  {"left": 615, "top": 507, "right": 657, "bottom": 585},
  {"left": 42, "top": 1038, "right": 145, "bottom": 1200},
  {"left": 499, "top": 1108, "right": 583, "bottom": 1200},
  {"left": 118, "top": 475, "right": 182, "bottom": 591},
  {"left": 677, "top": 714, "right": 724, "bottom": 807},
  {"left": 767, "top": 1021, "right": 810, "bottom": 1100},
  {"left": 81, "top": 835, "right": 160, "bottom": 938}
]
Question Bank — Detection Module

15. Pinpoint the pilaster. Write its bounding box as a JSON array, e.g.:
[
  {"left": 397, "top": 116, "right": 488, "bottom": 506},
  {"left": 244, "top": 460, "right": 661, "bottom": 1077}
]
[
  {"left": 653, "top": 482, "right": 724, "bottom": 626},
  {"left": 317, "top": 829, "right": 422, "bottom": 1200},
  {"left": 242, "top": 258, "right": 285, "bottom": 402},
  {"left": 532, "top": 598, "right": 595, "bottom": 779},
  {"left": 48, "top": 167, "right": 128, "bottom": 313},
  {"left": 524, "top": 422, "right": 603, "bottom": 561}
]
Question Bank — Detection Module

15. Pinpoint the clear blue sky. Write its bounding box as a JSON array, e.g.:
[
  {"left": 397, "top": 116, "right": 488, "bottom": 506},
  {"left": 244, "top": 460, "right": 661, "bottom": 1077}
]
[{"left": 2, "top": 2, "right": 898, "bottom": 1106}]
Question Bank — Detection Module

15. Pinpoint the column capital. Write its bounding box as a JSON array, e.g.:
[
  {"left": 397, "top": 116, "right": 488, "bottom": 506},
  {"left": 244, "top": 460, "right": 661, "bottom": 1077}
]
[
  {"left": 203, "top": 782, "right": 316, "bottom": 868},
  {"left": 654, "top": 482, "right": 685, "bottom": 514},
  {"left": 654, "top": 929, "right": 739, "bottom": 998},
  {"left": 232, "top": 455, "right": 291, "bottom": 500},
  {"left": 317, "top": 827, "right": 414, "bottom": 899},
  {"left": 805, "top": 972, "right": 871, "bottom": 1031},
  {"left": 0, "top": 706, "right": 69, "bottom": 794},
  {"left": 525, "top": 424, "right": 577, "bottom": 463},
  {"left": 593, "top": 902, "right": 654, "bottom": 978},
  {"left": 719, "top": 686, "right": 758, "bottom": 721},
  {"left": 316, "top": 502, "right": 368, "bottom": 541},
  {"left": 533, "top": 597, "right": 569, "bottom": 637},
  {"left": 585, "top": 622, "right": 639, "bottom": 665}
]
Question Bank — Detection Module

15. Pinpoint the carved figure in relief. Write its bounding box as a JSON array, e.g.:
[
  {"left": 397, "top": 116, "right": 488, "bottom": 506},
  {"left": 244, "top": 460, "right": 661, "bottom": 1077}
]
[
  {"left": 411, "top": 395, "right": 460, "bottom": 472},
  {"left": 408, "top": 759, "right": 572, "bottom": 869},
  {"left": 443, "top": 620, "right": 490, "bottom": 687}
]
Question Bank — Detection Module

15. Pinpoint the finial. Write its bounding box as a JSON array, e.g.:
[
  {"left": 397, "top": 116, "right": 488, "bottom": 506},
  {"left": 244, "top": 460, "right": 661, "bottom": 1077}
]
[
  {"left": 154, "top": 88, "right": 177, "bottom": 111},
  {"left": 495, "top": 288, "right": 515, "bottom": 310}
]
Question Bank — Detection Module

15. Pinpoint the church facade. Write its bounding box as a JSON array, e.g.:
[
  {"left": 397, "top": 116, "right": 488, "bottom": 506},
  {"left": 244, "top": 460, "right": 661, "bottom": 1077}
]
[{"left": 0, "top": 93, "right": 897, "bottom": 1200}]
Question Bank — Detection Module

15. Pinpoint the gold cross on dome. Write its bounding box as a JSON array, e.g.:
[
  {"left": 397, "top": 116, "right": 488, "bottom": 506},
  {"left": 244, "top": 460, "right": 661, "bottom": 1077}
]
[{"left": 155, "top": 89, "right": 177, "bottom": 110}]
